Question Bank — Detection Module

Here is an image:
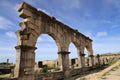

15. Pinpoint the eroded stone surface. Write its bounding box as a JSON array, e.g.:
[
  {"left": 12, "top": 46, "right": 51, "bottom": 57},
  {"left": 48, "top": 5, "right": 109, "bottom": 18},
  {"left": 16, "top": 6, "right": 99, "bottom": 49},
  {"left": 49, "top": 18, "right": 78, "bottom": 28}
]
[{"left": 14, "top": 2, "right": 120, "bottom": 80}]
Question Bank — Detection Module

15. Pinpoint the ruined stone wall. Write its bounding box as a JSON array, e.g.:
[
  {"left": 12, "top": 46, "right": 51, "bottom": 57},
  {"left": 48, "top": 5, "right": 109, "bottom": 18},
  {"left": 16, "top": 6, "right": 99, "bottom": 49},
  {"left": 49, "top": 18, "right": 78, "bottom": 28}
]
[
  {"left": 14, "top": 2, "right": 120, "bottom": 80},
  {"left": 35, "top": 71, "right": 64, "bottom": 80},
  {"left": 43, "top": 60, "right": 57, "bottom": 67}
]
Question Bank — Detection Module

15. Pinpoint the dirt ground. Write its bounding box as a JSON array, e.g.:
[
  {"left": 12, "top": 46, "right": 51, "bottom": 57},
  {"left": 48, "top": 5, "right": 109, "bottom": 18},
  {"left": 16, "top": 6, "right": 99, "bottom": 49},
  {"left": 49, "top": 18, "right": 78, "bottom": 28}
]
[
  {"left": 0, "top": 73, "right": 11, "bottom": 78},
  {"left": 103, "top": 65, "right": 120, "bottom": 80},
  {"left": 76, "top": 60, "right": 120, "bottom": 80},
  {"left": 1, "top": 60, "right": 120, "bottom": 80}
]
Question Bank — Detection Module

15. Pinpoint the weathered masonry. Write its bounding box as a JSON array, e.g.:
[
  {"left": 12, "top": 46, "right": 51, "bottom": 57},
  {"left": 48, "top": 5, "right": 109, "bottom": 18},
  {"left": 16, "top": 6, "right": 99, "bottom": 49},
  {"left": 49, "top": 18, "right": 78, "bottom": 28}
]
[{"left": 14, "top": 2, "right": 94, "bottom": 80}]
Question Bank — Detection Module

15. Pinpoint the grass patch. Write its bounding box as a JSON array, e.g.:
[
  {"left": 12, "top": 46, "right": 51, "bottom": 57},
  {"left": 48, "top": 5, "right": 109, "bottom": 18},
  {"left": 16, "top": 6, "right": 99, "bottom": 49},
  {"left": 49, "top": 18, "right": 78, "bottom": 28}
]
[
  {"left": 109, "top": 60, "right": 118, "bottom": 66},
  {"left": 102, "top": 71, "right": 110, "bottom": 76},
  {"left": 101, "top": 71, "right": 110, "bottom": 79},
  {"left": 80, "top": 77, "right": 87, "bottom": 80},
  {"left": 110, "top": 66, "right": 119, "bottom": 72},
  {"left": 101, "top": 60, "right": 120, "bottom": 79},
  {"left": 101, "top": 76, "right": 107, "bottom": 79}
]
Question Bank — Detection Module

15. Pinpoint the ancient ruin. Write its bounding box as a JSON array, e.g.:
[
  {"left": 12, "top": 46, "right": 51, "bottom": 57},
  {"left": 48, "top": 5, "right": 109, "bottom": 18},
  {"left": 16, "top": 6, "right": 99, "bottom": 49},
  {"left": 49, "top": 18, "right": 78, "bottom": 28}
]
[{"left": 13, "top": 2, "right": 120, "bottom": 80}]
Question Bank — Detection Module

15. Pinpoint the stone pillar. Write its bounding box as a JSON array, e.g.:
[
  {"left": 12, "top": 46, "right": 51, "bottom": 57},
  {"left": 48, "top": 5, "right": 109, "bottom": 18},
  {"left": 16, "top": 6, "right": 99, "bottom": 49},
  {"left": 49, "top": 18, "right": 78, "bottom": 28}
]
[
  {"left": 14, "top": 45, "right": 36, "bottom": 80},
  {"left": 88, "top": 55, "right": 94, "bottom": 67},
  {"left": 100, "top": 58, "right": 104, "bottom": 65},
  {"left": 58, "top": 51, "right": 70, "bottom": 71},
  {"left": 78, "top": 52, "right": 85, "bottom": 68},
  {"left": 96, "top": 54, "right": 100, "bottom": 65},
  {"left": 104, "top": 58, "right": 108, "bottom": 64},
  {"left": 102, "top": 58, "right": 105, "bottom": 65}
]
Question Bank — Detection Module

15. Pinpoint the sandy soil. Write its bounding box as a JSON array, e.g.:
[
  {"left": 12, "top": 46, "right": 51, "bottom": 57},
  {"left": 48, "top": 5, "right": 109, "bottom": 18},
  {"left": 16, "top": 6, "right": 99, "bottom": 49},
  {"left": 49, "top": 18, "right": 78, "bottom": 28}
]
[
  {"left": 0, "top": 73, "right": 11, "bottom": 78},
  {"left": 104, "top": 65, "right": 120, "bottom": 80},
  {"left": 76, "top": 60, "right": 120, "bottom": 80}
]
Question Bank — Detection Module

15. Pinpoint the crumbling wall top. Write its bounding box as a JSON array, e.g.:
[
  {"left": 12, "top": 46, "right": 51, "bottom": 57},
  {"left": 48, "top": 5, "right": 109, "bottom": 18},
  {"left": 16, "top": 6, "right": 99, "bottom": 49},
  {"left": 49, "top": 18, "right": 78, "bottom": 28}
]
[{"left": 18, "top": 2, "right": 92, "bottom": 41}]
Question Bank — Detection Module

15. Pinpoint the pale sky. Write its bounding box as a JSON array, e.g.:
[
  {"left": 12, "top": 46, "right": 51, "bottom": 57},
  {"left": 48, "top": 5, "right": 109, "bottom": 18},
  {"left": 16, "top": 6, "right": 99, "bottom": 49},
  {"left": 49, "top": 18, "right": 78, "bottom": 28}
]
[{"left": 0, "top": 0, "right": 120, "bottom": 63}]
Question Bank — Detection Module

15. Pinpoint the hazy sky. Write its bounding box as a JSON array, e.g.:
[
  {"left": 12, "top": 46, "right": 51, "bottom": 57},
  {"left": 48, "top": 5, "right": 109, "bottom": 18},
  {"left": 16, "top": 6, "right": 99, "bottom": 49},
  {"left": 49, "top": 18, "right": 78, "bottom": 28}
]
[{"left": 0, "top": 0, "right": 120, "bottom": 63}]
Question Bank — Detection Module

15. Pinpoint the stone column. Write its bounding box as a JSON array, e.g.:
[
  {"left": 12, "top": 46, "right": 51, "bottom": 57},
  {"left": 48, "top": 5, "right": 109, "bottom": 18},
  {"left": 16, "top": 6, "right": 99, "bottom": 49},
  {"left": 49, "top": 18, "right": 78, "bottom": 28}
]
[
  {"left": 102, "top": 58, "right": 105, "bottom": 65},
  {"left": 14, "top": 45, "right": 36, "bottom": 80},
  {"left": 100, "top": 58, "right": 104, "bottom": 65},
  {"left": 58, "top": 51, "right": 70, "bottom": 71},
  {"left": 104, "top": 58, "right": 108, "bottom": 64},
  {"left": 96, "top": 54, "right": 100, "bottom": 65},
  {"left": 78, "top": 52, "right": 85, "bottom": 68},
  {"left": 88, "top": 55, "right": 94, "bottom": 67}
]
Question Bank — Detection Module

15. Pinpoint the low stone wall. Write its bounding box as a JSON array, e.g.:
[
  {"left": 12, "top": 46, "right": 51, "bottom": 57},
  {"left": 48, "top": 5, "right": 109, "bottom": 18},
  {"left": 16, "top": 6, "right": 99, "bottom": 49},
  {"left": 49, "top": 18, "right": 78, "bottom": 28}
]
[
  {"left": 43, "top": 60, "right": 57, "bottom": 67},
  {"left": 35, "top": 67, "right": 91, "bottom": 80},
  {"left": 35, "top": 71, "right": 64, "bottom": 80},
  {"left": 0, "top": 69, "right": 11, "bottom": 74},
  {"left": 72, "top": 67, "right": 90, "bottom": 76}
]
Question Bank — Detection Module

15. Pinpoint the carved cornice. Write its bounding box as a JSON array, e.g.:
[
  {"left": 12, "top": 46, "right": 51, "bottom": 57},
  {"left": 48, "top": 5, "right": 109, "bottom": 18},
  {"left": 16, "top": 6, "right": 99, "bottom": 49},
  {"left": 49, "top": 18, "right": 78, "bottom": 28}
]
[
  {"left": 89, "top": 55, "right": 94, "bottom": 57},
  {"left": 18, "top": 2, "right": 92, "bottom": 42},
  {"left": 58, "top": 51, "right": 70, "bottom": 54},
  {"left": 15, "top": 45, "right": 37, "bottom": 51},
  {"left": 96, "top": 54, "right": 100, "bottom": 57},
  {"left": 80, "top": 53, "right": 86, "bottom": 56}
]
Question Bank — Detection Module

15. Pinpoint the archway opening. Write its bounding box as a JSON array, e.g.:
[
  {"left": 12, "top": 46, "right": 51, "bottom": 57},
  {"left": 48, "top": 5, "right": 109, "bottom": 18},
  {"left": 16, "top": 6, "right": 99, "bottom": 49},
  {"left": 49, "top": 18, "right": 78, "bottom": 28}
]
[
  {"left": 84, "top": 48, "right": 89, "bottom": 66},
  {"left": 34, "top": 34, "right": 60, "bottom": 74},
  {"left": 84, "top": 48, "right": 88, "bottom": 57},
  {"left": 69, "top": 43, "right": 78, "bottom": 69}
]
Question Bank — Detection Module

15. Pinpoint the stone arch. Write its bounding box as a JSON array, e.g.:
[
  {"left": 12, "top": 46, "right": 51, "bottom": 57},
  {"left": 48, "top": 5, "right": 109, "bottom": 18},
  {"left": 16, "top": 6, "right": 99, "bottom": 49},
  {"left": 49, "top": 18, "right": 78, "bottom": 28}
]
[
  {"left": 68, "top": 41, "right": 80, "bottom": 68},
  {"left": 84, "top": 39, "right": 93, "bottom": 57},
  {"left": 85, "top": 42, "right": 92, "bottom": 56},
  {"left": 35, "top": 33, "right": 60, "bottom": 73},
  {"left": 68, "top": 41, "right": 80, "bottom": 54},
  {"left": 84, "top": 40, "right": 94, "bottom": 66},
  {"left": 37, "top": 32, "right": 61, "bottom": 52},
  {"left": 15, "top": 2, "right": 94, "bottom": 80},
  {"left": 15, "top": 20, "right": 63, "bottom": 79}
]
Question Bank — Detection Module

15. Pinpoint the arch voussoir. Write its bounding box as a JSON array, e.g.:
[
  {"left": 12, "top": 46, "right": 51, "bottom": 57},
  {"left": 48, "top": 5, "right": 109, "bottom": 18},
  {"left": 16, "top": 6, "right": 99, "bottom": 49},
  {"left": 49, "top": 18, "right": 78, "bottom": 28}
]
[{"left": 15, "top": 2, "right": 94, "bottom": 80}]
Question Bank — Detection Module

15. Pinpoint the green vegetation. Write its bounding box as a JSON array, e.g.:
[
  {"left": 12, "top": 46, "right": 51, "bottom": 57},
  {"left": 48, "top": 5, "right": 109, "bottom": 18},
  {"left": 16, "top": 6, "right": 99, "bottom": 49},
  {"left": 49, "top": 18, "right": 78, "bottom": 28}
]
[
  {"left": 102, "top": 71, "right": 110, "bottom": 77},
  {"left": 80, "top": 77, "right": 87, "bottom": 80},
  {"left": 110, "top": 66, "right": 119, "bottom": 71},
  {"left": 36, "top": 64, "right": 60, "bottom": 74},
  {"left": 102, "top": 60, "right": 119, "bottom": 77},
  {"left": 41, "top": 65, "right": 49, "bottom": 73},
  {"left": 109, "top": 60, "right": 118, "bottom": 66},
  {"left": 101, "top": 60, "right": 120, "bottom": 79},
  {"left": 52, "top": 64, "right": 60, "bottom": 71},
  {"left": 10, "top": 69, "right": 14, "bottom": 77}
]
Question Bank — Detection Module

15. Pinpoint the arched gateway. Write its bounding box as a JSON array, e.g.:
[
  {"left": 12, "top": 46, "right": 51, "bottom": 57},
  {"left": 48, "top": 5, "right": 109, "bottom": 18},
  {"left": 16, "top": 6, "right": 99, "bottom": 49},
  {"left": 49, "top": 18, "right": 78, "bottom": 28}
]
[{"left": 14, "top": 2, "right": 94, "bottom": 80}]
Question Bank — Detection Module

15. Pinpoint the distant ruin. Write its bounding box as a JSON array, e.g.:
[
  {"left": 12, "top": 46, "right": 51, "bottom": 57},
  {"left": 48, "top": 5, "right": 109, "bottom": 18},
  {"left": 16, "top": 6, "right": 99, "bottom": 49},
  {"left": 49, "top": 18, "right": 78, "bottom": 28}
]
[
  {"left": 14, "top": 2, "right": 120, "bottom": 80},
  {"left": 0, "top": 59, "right": 14, "bottom": 75}
]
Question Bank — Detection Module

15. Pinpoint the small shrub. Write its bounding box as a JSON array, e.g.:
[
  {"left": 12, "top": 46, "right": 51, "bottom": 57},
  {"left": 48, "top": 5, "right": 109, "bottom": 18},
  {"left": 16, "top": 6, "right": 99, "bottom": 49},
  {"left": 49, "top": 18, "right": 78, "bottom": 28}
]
[
  {"left": 102, "top": 71, "right": 110, "bottom": 76},
  {"left": 41, "top": 65, "right": 48, "bottom": 73},
  {"left": 51, "top": 64, "right": 60, "bottom": 71},
  {"left": 10, "top": 69, "right": 14, "bottom": 77}
]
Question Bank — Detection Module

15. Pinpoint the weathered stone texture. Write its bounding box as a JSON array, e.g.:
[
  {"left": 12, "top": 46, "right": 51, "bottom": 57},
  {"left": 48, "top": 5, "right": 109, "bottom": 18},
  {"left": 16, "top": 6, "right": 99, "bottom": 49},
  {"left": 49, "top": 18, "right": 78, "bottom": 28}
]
[{"left": 15, "top": 2, "right": 120, "bottom": 80}]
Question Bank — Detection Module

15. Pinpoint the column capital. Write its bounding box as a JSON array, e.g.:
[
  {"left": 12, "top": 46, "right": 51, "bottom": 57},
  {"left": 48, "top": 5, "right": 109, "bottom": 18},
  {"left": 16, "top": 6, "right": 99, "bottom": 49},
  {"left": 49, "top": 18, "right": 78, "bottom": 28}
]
[
  {"left": 96, "top": 54, "right": 100, "bottom": 57},
  {"left": 15, "top": 45, "right": 37, "bottom": 50},
  {"left": 58, "top": 51, "right": 70, "bottom": 54},
  {"left": 89, "top": 55, "right": 94, "bottom": 57},
  {"left": 80, "top": 53, "right": 86, "bottom": 56}
]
